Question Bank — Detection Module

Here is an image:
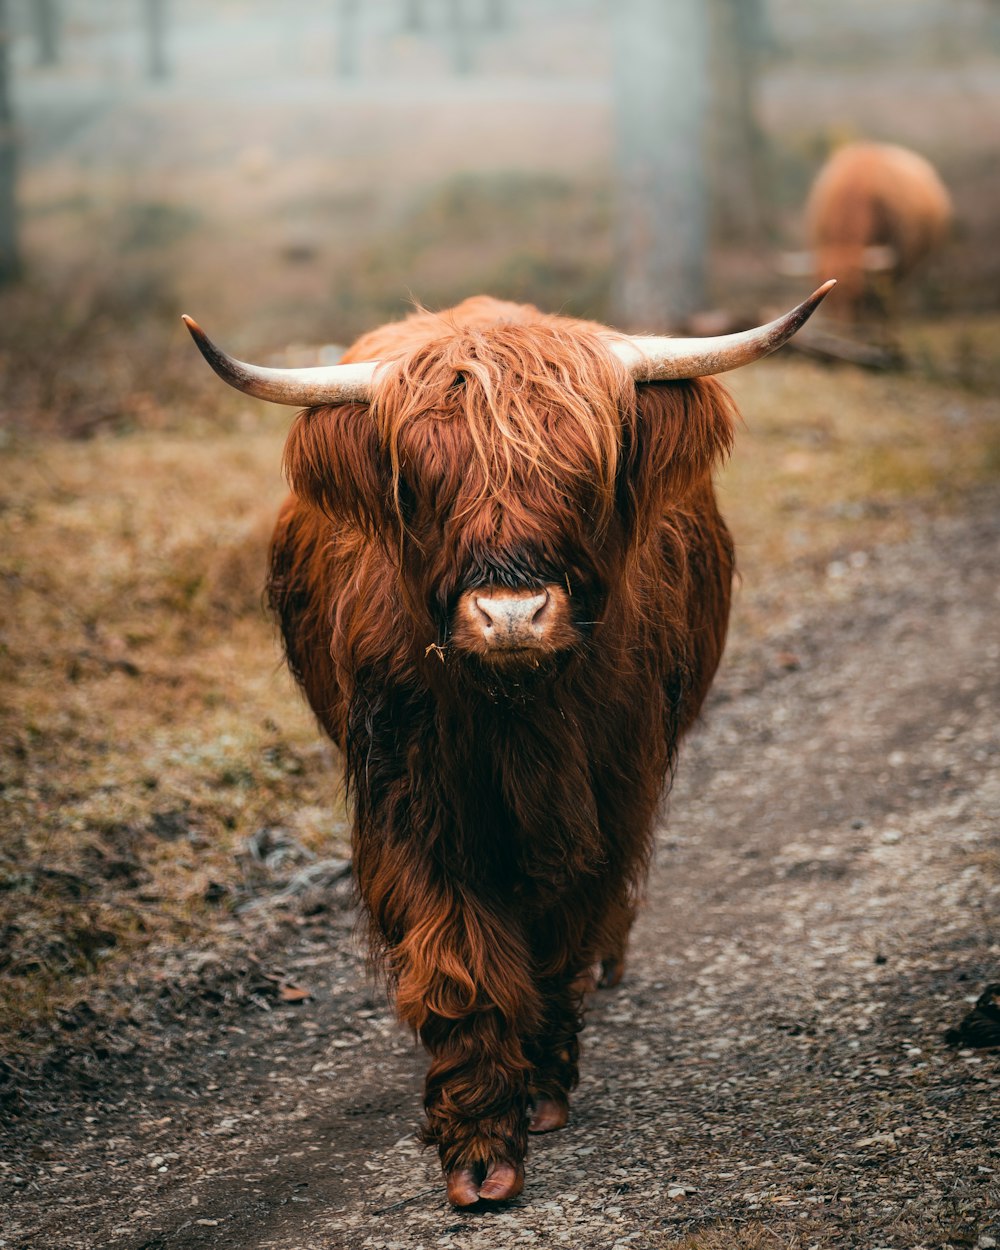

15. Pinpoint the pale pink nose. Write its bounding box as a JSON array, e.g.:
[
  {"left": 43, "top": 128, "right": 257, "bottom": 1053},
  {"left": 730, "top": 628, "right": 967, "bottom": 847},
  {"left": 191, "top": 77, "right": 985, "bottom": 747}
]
[{"left": 472, "top": 589, "right": 552, "bottom": 647}]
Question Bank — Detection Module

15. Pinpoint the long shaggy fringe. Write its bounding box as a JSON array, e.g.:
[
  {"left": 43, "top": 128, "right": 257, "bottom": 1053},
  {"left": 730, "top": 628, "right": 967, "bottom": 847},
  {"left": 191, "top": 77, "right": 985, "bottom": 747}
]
[{"left": 371, "top": 308, "right": 633, "bottom": 534}]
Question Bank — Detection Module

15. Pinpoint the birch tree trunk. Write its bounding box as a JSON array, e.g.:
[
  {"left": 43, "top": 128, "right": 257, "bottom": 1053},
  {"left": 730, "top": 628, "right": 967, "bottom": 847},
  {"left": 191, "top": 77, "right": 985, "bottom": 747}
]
[
  {"left": 612, "top": 0, "right": 709, "bottom": 330},
  {"left": 0, "top": 0, "right": 19, "bottom": 285}
]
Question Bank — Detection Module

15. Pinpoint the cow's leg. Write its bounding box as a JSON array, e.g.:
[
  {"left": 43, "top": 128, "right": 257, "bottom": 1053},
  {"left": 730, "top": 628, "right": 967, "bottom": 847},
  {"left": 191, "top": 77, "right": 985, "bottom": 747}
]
[
  {"left": 597, "top": 894, "right": 636, "bottom": 989},
  {"left": 526, "top": 974, "right": 584, "bottom": 1134},
  {"left": 420, "top": 1010, "right": 531, "bottom": 1205},
  {"left": 376, "top": 875, "right": 540, "bottom": 1206}
]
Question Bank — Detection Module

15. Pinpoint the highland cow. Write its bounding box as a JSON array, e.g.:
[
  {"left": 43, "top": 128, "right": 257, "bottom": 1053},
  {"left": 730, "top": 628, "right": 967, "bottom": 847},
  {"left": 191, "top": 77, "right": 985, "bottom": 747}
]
[
  {"left": 183, "top": 282, "right": 832, "bottom": 1206},
  {"left": 806, "top": 141, "right": 952, "bottom": 326}
]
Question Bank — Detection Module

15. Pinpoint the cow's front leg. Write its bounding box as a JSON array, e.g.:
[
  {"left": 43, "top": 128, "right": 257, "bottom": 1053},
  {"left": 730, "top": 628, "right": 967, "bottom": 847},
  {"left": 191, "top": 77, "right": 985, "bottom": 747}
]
[
  {"left": 381, "top": 884, "right": 541, "bottom": 1207},
  {"left": 421, "top": 1010, "right": 530, "bottom": 1205}
]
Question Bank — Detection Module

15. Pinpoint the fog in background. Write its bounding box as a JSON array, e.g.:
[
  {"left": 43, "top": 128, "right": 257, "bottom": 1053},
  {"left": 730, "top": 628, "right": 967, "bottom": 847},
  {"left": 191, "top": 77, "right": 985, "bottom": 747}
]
[{"left": 1, "top": 0, "right": 998, "bottom": 436}]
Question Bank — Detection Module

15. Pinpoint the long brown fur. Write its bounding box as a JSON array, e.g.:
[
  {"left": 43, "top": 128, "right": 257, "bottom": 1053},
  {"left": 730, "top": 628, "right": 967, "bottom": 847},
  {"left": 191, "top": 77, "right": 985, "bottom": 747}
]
[
  {"left": 806, "top": 141, "right": 952, "bottom": 324},
  {"left": 267, "top": 297, "right": 736, "bottom": 1195}
]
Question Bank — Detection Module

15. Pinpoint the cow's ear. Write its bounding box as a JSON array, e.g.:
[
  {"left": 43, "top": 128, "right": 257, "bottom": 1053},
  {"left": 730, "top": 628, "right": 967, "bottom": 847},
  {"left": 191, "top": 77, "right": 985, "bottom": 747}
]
[
  {"left": 623, "top": 377, "right": 738, "bottom": 525},
  {"left": 282, "top": 403, "right": 391, "bottom": 534}
]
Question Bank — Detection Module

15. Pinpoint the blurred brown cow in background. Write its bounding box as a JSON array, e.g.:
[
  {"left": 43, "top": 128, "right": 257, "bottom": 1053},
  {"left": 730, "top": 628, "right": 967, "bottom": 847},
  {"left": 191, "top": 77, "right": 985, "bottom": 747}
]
[{"left": 805, "top": 141, "right": 952, "bottom": 331}]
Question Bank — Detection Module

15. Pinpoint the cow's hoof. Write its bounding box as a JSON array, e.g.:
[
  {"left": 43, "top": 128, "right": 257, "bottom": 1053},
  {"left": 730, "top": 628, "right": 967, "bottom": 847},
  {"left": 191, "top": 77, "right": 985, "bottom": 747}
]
[
  {"left": 446, "top": 1161, "right": 524, "bottom": 1207},
  {"left": 479, "top": 1161, "right": 524, "bottom": 1201},
  {"left": 528, "top": 1096, "right": 569, "bottom": 1133}
]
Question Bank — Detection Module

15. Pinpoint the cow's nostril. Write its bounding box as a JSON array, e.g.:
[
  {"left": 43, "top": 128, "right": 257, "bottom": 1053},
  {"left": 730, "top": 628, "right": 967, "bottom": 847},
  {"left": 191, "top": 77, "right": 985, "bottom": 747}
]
[
  {"left": 530, "top": 589, "right": 551, "bottom": 625},
  {"left": 472, "top": 597, "right": 495, "bottom": 629}
]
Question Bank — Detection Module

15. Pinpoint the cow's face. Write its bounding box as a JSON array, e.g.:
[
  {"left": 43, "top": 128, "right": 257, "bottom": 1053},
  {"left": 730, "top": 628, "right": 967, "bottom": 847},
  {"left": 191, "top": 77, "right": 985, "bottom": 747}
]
[
  {"left": 384, "top": 385, "right": 623, "bottom": 668},
  {"left": 284, "top": 325, "right": 736, "bottom": 669},
  {"left": 187, "top": 287, "right": 830, "bottom": 671}
]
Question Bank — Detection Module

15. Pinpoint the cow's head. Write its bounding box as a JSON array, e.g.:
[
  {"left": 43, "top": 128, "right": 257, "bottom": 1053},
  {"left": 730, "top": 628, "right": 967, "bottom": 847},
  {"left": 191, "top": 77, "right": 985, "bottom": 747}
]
[{"left": 183, "top": 284, "right": 832, "bottom": 670}]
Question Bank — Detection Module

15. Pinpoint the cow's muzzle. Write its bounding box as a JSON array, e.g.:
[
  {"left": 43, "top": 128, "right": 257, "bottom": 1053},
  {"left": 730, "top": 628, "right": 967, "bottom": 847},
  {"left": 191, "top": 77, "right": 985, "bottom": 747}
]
[{"left": 451, "top": 584, "right": 576, "bottom": 662}]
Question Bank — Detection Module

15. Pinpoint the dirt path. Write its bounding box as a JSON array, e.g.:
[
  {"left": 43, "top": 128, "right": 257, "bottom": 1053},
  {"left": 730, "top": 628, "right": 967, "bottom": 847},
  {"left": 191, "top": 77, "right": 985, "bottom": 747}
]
[{"left": 3, "top": 492, "right": 998, "bottom": 1250}]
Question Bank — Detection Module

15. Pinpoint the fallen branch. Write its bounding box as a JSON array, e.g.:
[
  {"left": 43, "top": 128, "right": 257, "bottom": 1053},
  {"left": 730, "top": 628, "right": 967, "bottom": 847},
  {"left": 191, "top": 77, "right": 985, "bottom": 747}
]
[{"left": 784, "top": 328, "right": 904, "bottom": 371}]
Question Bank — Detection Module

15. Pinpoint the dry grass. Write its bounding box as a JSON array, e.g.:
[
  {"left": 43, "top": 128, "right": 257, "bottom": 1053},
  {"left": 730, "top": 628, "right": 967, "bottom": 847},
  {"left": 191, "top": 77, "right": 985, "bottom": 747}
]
[
  {"left": 0, "top": 424, "right": 350, "bottom": 1042},
  {"left": 720, "top": 350, "right": 1000, "bottom": 642}
]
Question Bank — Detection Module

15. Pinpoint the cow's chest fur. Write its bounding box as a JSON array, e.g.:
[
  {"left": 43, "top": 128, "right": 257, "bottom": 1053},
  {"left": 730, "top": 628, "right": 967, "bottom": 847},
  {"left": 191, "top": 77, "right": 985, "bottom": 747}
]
[{"left": 348, "top": 660, "right": 670, "bottom": 915}]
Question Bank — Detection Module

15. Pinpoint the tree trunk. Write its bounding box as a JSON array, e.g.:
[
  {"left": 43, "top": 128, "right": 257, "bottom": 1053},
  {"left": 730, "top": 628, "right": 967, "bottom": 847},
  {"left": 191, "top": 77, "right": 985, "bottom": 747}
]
[
  {"left": 143, "top": 0, "right": 169, "bottom": 80},
  {"left": 446, "top": 0, "right": 473, "bottom": 75},
  {"left": 612, "top": 0, "right": 709, "bottom": 330},
  {"left": 483, "top": 0, "right": 507, "bottom": 31},
  {"left": 335, "top": 0, "right": 361, "bottom": 78},
  {"left": 708, "top": 0, "right": 770, "bottom": 246},
  {"left": 33, "top": 0, "right": 60, "bottom": 66},
  {"left": 401, "top": 0, "right": 425, "bottom": 34},
  {"left": 0, "top": 0, "right": 19, "bottom": 285}
]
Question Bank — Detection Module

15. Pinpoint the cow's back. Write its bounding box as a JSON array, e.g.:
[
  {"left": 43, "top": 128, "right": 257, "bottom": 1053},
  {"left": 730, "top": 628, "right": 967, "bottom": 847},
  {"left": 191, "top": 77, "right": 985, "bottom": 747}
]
[{"left": 806, "top": 142, "right": 952, "bottom": 309}]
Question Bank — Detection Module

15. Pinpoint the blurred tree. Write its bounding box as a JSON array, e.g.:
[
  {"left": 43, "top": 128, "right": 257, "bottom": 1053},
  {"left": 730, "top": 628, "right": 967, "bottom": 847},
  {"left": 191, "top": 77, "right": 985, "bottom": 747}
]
[
  {"left": 446, "top": 0, "right": 473, "bottom": 74},
  {"left": 612, "top": 0, "right": 709, "bottom": 329},
  {"left": 335, "top": 0, "right": 360, "bottom": 77},
  {"left": 483, "top": 0, "right": 507, "bottom": 31},
  {"left": 0, "top": 0, "right": 18, "bottom": 285},
  {"left": 143, "top": 0, "right": 169, "bottom": 79},
  {"left": 708, "top": 0, "right": 771, "bottom": 245},
  {"left": 401, "top": 0, "right": 425, "bottom": 34},
  {"left": 32, "top": 0, "right": 60, "bottom": 67},
  {"left": 986, "top": 0, "right": 1000, "bottom": 49}
]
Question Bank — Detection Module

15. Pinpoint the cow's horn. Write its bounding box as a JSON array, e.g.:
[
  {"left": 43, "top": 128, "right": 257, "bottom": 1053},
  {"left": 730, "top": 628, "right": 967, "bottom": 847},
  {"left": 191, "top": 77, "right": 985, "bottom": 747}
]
[
  {"left": 608, "top": 280, "right": 836, "bottom": 381},
  {"left": 181, "top": 315, "right": 378, "bottom": 405}
]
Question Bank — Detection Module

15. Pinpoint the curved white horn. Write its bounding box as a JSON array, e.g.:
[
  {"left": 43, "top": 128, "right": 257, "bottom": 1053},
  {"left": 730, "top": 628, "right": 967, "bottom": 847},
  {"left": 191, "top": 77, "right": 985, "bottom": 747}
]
[
  {"left": 181, "top": 315, "right": 379, "bottom": 406},
  {"left": 608, "top": 280, "right": 836, "bottom": 381}
]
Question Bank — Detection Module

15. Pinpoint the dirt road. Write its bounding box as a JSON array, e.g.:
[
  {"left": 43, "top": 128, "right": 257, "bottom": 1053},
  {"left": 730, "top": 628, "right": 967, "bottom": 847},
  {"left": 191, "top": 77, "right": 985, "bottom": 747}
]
[{"left": 3, "top": 491, "right": 998, "bottom": 1249}]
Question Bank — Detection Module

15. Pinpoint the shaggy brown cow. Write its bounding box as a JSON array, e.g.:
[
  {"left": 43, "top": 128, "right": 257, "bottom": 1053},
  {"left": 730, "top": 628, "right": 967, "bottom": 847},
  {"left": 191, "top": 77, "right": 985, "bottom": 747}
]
[
  {"left": 183, "top": 283, "right": 832, "bottom": 1207},
  {"left": 805, "top": 141, "right": 952, "bottom": 325}
]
